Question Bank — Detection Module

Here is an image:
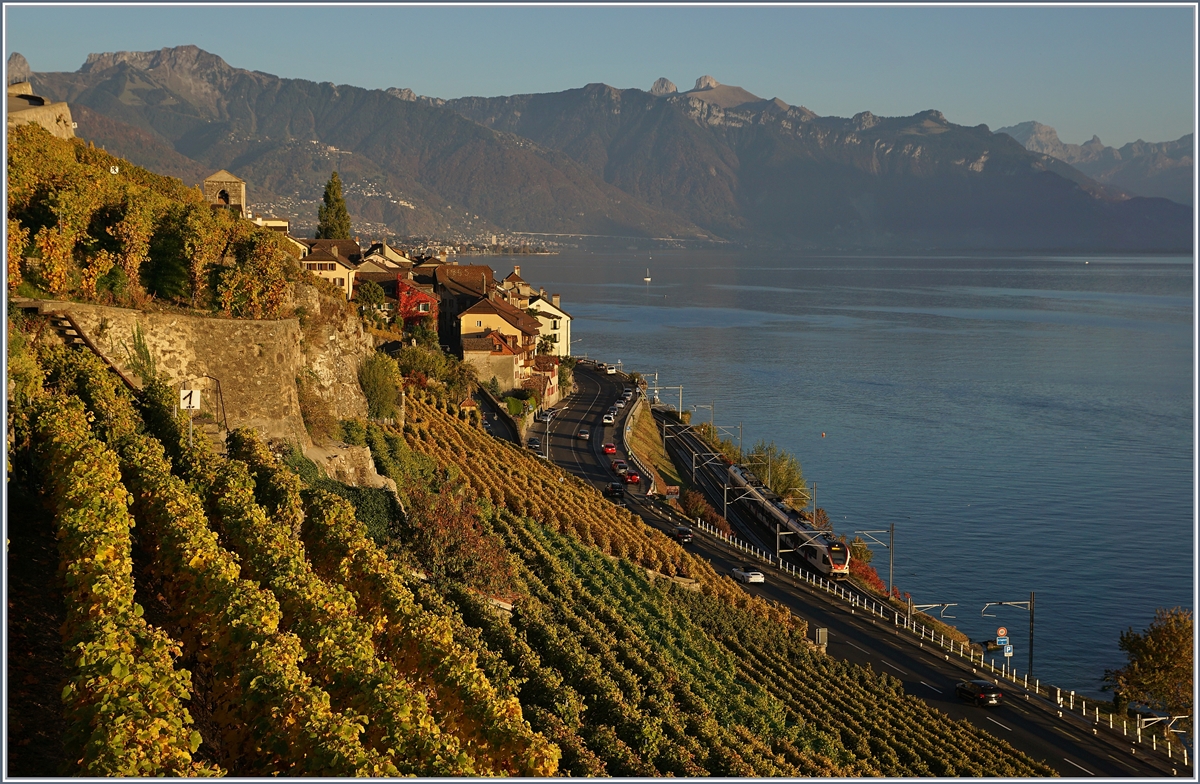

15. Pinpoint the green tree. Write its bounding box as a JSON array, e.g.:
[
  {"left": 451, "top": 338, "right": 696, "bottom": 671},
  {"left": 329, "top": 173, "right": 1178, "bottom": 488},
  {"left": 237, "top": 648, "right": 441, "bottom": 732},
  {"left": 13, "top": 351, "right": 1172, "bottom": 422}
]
[
  {"left": 355, "top": 278, "right": 384, "bottom": 307},
  {"left": 1103, "top": 607, "right": 1193, "bottom": 730},
  {"left": 315, "top": 171, "right": 352, "bottom": 240},
  {"left": 358, "top": 352, "right": 401, "bottom": 419},
  {"left": 537, "top": 335, "right": 555, "bottom": 355},
  {"left": 352, "top": 278, "right": 386, "bottom": 324},
  {"left": 746, "top": 439, "right": 807, "bottom": 505}
]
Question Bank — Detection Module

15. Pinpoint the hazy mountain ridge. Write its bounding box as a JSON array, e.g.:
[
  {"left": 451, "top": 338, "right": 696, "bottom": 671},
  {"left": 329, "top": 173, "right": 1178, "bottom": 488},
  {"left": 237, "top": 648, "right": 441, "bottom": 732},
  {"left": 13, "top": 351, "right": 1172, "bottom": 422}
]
[
  {"left": 25, "top": 47, "right": 712, "bottom": 241},
  {"left": 17, "top": 47, "right": 1191, "bottom": 249},
  {"left": 442, "top": 80, "right": 1188, "bottom": 248},
  {"left": 997, "top": 121, "right": 1193, "bottom": 206}
]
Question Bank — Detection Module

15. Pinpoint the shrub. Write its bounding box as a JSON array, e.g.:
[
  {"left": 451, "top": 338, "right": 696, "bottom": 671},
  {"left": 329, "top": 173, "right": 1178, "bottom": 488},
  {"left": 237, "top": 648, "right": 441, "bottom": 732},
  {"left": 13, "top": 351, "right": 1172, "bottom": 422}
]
[
  {"left": 340, "top": 418, "right": 368, "bottom": 447},
  {"left": 359, "top": 352, "right": 401, "bottom": 419}
]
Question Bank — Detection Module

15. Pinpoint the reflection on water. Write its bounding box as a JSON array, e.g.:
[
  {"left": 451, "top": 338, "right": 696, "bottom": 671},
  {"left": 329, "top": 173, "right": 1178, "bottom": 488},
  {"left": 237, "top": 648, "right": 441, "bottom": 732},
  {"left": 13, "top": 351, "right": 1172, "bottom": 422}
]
[{"left": 486, "top": 249, "right": 1192, "bottom": 696}]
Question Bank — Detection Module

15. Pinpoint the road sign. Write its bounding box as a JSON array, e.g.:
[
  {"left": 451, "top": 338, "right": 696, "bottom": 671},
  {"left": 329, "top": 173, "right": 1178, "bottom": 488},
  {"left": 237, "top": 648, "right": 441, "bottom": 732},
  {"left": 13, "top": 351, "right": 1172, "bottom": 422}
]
[
  {"left": 1004, "top": 644, "right": 1014, "bottom": 658},
  {"left": 180, "top": 389, "right": 201, "bottom": 410},
  {"left": 996, "top": 636, "right": 1009, "bottom": 646},
  {"left": 996, "top": 626, "right": 1008, "bottom": 637}
]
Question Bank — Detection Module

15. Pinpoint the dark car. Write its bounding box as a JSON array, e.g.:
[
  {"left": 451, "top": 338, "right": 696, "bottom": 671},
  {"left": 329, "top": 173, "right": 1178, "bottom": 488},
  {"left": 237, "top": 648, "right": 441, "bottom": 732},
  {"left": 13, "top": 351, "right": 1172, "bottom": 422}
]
[
  {"left": 673, "top": 526, "right": 693, "bottom": 543},
  {"left": 955, "top": 680, "right": 1003, "bottom": 707},
  {"left": 526, "top": 437, "right": 541, "bottom": 451},
  {"left": 603, "top": 482, "right": 625, "bottom": 498}
]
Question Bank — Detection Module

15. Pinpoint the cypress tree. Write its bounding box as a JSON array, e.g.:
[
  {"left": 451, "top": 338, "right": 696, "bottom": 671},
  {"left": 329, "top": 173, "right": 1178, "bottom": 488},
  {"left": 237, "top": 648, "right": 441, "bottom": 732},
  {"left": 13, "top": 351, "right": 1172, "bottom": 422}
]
[{"left": 315, "top": 171, "right": 352, "bottom": 239}]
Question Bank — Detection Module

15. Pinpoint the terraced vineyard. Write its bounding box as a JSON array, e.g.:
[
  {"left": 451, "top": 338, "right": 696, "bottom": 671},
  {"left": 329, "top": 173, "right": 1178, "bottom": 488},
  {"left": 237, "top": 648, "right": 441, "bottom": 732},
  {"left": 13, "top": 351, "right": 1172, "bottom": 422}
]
[{"left": 7, "top": 336, "right": 1056, "bottom": 775}]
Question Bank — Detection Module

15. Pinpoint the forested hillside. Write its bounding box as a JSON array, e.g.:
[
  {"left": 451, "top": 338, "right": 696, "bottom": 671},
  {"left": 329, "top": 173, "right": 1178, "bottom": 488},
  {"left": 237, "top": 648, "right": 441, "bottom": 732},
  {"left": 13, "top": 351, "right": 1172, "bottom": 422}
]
[{"left": 6, "top": 321, "right": 1058, "bottom": 774}]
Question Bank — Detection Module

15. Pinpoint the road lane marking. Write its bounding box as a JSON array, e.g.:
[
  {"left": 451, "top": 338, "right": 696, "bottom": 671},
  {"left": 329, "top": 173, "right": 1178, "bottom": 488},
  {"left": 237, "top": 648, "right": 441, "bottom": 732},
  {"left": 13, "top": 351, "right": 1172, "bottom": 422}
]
[
  {"left": 880, "top": 660, "right": 907, "bottom": 675},
  {"left": 1053, "top": 726, "right": 1084, "bottom": 743},
  {"left": 984, "top": 716, "right": 1012, "bottom": 732},
  {"left": 919, "top": 681, "right": 942, "bottom": 694},
  {"left": 1063, "top": 758, "right": 1093, "bottom": 776},
  {"left": 1106, "top": 754, "right": 1136, "bottom": 772}
]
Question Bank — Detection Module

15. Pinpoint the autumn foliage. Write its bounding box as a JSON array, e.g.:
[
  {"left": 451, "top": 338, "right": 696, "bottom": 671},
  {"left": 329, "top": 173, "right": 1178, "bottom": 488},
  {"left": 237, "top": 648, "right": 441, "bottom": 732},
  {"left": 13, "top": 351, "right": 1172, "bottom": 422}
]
[{"left": 7, "top": 124, "right": 299, "bottom": 317}]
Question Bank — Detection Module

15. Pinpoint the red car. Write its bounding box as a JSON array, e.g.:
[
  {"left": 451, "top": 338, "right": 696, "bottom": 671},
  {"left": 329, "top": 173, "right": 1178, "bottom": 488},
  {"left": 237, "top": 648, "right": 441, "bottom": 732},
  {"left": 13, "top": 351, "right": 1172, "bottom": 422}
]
[
  {"left": 602, "top": 443, "right": 617, "bottom": 454},
  {"left": 624, "top": 471, "right": 640, "bottom": 484}
]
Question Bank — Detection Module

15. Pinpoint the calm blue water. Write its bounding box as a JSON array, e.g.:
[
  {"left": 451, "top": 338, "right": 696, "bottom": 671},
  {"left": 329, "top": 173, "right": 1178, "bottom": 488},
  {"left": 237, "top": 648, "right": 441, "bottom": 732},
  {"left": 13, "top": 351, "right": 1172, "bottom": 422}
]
[{"left": 498, "top": 250, "right": 1194, "bottom": 697}]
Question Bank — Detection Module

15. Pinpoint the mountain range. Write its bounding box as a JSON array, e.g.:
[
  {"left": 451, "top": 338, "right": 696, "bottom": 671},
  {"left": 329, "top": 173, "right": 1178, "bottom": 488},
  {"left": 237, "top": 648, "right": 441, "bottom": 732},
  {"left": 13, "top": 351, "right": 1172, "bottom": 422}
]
[
  {"left": 17, "top": 47, "right": 1192, "bottom": 251},
  {"left": 996, "top": 121, "right": 1192, "bottom": 207}
]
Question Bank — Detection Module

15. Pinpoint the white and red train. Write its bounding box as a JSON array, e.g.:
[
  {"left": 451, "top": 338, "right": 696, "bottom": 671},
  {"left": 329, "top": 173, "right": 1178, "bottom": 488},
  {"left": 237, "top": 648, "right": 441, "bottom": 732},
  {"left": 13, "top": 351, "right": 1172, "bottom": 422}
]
[{"left": 726, "top": 464, "right": 850, "bottom": 579}]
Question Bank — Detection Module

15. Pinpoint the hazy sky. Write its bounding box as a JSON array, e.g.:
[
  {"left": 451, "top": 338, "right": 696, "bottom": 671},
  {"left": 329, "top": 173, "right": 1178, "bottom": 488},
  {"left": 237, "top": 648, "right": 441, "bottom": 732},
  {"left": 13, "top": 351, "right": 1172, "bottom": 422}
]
[{"left": 5, "top": 4, "right": 1195, "bottom": 147}]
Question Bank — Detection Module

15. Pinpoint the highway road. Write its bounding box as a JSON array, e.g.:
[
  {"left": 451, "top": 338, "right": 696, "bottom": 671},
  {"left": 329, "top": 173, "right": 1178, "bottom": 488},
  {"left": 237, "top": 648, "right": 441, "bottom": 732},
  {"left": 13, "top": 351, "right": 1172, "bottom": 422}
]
[{"left": 541, "top": 363, "right": 1185, "bottom": 778}]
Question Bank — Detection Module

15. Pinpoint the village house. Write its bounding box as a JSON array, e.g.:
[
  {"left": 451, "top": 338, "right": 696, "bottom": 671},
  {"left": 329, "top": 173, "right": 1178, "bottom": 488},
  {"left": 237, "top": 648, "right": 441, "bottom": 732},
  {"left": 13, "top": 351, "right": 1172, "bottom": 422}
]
[
  {"left": 462, "top": 330, "right": 522, "bottom": 391},
  {"left": 360, "top": 241, "right": 411, "bottom": 272},
  {"left": 528, "top": 290, "right": 572, "bottom": 358},
  {"left": 395, "top": 277, "right": 438, "bottom": 328},
  {"left": 496, "top": 265, "right": 535, "bottom": 310},
  {"left": 527, "top": 353, "right": 561, "bottom": 408},
  {"left": 300, "top": 246, "right": 357, "bottom": 300},
  {"left": 434, "top": 264, "right": 498, "bottom": 352}
]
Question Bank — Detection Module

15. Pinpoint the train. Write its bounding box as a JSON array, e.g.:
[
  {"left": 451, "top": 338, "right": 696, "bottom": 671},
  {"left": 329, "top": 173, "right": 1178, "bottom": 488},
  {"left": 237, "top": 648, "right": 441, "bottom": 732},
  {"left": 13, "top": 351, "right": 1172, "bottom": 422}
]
[{"left": 726, "top": 464, "right": 851, "bottom": 579}]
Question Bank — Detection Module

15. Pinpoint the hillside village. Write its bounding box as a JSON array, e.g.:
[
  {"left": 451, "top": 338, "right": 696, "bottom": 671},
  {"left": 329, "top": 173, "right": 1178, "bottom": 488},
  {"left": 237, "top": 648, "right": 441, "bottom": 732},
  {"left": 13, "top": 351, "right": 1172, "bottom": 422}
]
[{"left": 201, "top": 164, "right": 574, "bottom": 411}]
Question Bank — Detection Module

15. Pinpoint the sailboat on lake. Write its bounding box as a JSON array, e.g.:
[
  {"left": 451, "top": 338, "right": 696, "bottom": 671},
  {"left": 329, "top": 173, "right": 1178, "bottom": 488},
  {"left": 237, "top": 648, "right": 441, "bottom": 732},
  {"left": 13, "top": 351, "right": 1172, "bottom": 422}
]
[{"left": 644, "top": 255, "right": 652, "bottom": 283}]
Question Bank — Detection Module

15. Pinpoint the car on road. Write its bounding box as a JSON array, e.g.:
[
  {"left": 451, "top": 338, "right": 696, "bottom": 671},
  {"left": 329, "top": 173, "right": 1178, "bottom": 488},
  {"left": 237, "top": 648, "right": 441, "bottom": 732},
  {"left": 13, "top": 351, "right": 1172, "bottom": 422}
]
[
  {"left": 577, "top": 429, "right": 590, "bottom": 440},
  {"left": 955, "top": 680, "right": 1003, "bottom": 707},
  {"left": 731, "top": 566, "right": 765, "bottom": 584},
  {"left": 611, "top": 459, "right": 628, "bottom": 474},
  {"left": 614, "top": 398, "right": 626, "bottom": 409},
  {"left": 623, "top": 387, "right": 633, "bottom": 396},
  {"left": 606, "top": 364, "right": 617, "bottom": 375},
  {"left": 483, "top": 420, "right": 492, "bottom": 431},
  {"left": 603, "top": 482, "right": 625, "bottom": 498},
  {"left": 673, "top": 526, "right": 693, "bottom": 543},
  {"left": 526, "top": 437, "right": 541, "bottom": 451},
  {"left": 624, "top": 471, "right": 640, "bottom": 484},
  {"left": 602, "top": 443, "right": 617, "bottom": 454},
  {"left": 602, "top": 413, "right": 615, "bottom": 424}
]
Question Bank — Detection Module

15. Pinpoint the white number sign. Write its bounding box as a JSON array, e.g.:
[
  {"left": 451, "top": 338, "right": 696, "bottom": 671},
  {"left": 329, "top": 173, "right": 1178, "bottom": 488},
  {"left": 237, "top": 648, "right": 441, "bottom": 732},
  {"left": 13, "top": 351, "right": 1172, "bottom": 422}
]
[{"left": 180, "top": 389, "right": 201, "bottom": 410}]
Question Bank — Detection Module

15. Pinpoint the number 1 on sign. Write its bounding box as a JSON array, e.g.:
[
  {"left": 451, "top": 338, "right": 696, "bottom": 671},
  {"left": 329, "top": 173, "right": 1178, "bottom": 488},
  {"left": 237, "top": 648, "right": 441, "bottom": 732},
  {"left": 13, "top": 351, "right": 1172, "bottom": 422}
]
[{"left": 180, "top": 389, "right": 201, "bottom": 410}]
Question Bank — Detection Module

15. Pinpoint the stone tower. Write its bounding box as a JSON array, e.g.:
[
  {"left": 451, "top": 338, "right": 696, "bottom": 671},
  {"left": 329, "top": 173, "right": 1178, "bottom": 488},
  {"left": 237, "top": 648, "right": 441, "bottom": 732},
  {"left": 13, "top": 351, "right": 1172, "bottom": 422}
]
[{"left": 203, "top": 170, "right": 246, "bottom": 216}]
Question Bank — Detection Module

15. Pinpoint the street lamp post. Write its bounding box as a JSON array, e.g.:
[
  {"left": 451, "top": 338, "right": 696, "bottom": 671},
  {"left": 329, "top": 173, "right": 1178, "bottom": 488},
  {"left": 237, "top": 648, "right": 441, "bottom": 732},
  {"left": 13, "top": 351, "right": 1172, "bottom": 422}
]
[{"left": 982, "top": 593, "right": 1036, "bottom": 676}]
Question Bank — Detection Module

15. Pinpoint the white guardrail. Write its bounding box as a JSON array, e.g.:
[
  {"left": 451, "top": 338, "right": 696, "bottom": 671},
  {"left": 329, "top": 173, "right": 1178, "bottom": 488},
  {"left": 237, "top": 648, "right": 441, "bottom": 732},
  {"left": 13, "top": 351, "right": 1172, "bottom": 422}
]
[
  {"left": 685, "top": 489, "right": 1190, "bottom": 771},
  {"left": 627, "top": 382, "right": 1188, "bottom": 771}
]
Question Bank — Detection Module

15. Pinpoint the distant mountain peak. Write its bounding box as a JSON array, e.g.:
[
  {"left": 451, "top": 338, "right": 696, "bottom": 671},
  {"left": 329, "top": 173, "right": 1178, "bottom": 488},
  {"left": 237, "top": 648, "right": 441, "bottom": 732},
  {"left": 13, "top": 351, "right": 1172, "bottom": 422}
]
[
  {"left": 680, "top": 77, "right": 763, "bottom": 110},
  {"left": 79, "top": 44, "right": 233, "bottom": 77},
  {"left": 650, "top": 77, "right": 677, "bottom": 96},
  {"left": 7, "top": 52, "right": 31, "bottom": 85}
]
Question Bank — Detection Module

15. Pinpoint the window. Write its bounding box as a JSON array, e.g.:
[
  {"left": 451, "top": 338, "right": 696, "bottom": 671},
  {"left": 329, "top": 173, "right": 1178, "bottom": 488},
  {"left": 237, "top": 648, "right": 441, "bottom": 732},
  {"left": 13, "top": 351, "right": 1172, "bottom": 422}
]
[
  {"left": 418, "top": 302, "right": 430, "bottom": 313},
  {"left": 336, "top": 278, "right": 344, "bottom": 286},
  {"left": 476, "top": 320, "right": 482, "bottom": 327},
  {"left": 552, "top": 320, "right": 559, "bottom": 329}
]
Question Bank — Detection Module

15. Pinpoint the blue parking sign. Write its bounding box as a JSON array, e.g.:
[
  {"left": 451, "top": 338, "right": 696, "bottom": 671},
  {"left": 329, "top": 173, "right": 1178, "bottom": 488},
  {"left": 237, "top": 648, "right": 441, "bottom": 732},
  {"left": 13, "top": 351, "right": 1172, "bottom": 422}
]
[{"left": 1003, "top": 644, "right": 1013, "bottom": 657}]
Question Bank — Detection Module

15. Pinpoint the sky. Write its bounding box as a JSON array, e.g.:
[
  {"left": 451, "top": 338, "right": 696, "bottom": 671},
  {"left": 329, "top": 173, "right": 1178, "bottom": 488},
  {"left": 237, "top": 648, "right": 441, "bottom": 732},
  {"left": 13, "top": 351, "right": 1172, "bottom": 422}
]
[{"left": 5, "top": 4, "right": 1196, "bottom": 148}]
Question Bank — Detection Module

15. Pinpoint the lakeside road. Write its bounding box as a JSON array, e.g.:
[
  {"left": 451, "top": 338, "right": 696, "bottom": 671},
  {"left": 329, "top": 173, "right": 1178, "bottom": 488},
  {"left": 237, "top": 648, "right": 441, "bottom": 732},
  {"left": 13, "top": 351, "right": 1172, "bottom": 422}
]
[{"left": 546, "top": 363, "right": 1182, "bottom": 778}]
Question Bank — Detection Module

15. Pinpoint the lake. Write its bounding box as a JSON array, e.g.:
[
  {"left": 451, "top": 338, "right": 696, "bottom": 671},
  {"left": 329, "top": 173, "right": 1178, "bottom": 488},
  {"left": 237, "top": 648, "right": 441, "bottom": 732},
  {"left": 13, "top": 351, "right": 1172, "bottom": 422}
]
[{"left": 489, "top": 249, "right": 1194, "bottom": 697}]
